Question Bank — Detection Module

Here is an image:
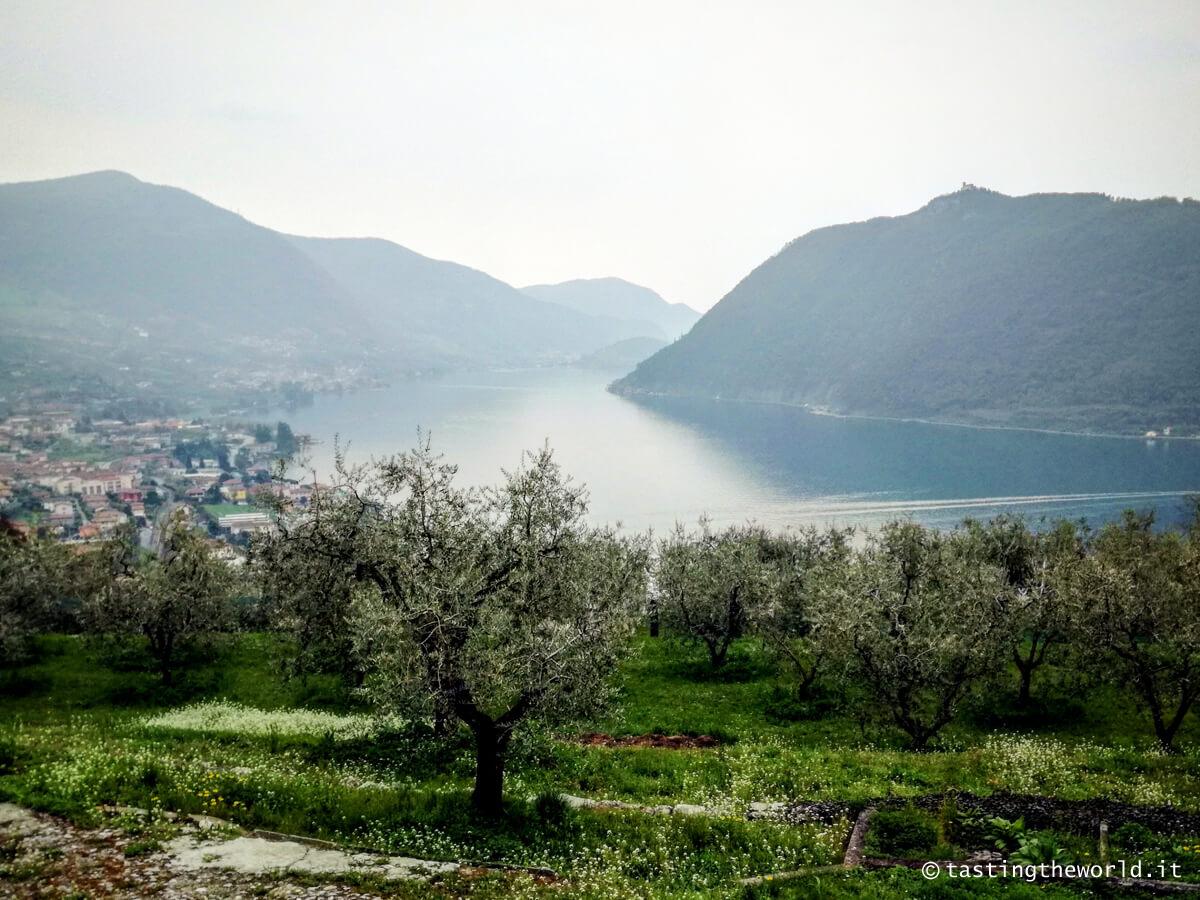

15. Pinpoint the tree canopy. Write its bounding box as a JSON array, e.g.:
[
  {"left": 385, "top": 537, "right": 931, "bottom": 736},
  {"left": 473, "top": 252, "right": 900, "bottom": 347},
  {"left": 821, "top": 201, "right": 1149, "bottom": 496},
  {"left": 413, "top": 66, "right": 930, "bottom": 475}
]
[{"left": 258, "top": 441, "right": 648, "bottom": 814}]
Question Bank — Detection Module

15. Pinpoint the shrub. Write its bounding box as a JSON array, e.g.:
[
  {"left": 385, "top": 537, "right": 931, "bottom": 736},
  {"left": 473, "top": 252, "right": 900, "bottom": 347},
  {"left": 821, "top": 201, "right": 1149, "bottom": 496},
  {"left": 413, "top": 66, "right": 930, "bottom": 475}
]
[
  {"left": 533, "top": 791, "right": 572, "bottom": 827},
  {"left": 982, "top": 816, "right": 1026, "bottom": 851},
  {"left": 1009, "top": 833, "right": 1073, "bottom": 866},
  {"left": 1112, "top": 822, "right": 1157, "bottom": 853}
]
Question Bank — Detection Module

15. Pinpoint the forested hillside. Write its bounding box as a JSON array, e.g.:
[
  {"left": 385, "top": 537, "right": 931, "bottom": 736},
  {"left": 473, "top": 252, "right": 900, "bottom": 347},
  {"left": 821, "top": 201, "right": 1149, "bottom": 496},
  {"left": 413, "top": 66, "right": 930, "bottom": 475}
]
[
  {"left": 291, "top": 237, "right": 649, "bottom": 368},
  {"left": 0, "top": 171, "right": 372, "bottom": 402},
  {"left": 615, "top": 187, "right": 1200, "bottom": 435}
]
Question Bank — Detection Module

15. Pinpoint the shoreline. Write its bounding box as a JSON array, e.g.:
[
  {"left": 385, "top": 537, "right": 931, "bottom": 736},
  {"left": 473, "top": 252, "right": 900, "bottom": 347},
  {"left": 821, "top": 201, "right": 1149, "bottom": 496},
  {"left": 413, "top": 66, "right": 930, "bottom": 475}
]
[{"left": 609, "top": 386, "right": 1199, "bottom": 443}]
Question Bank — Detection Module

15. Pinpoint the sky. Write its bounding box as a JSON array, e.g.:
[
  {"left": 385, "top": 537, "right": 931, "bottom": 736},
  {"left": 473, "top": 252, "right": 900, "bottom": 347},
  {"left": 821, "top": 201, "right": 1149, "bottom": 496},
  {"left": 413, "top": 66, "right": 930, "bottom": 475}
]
[{"left": 2, "top": 1, "right": 1198, "bottom": 312}]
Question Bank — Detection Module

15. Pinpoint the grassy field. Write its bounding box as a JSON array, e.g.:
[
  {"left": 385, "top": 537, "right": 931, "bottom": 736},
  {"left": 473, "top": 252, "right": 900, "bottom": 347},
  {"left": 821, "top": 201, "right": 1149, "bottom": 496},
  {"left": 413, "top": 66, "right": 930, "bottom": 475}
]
[
  {"left": 1, "top": 634, "right": 1198, "bottom": 897},
  {"left": 44, "top": 439, "right": 117, "bottom": 465},
  {"left": 200, "top": 503, "right": 256, "bottom": 519}
]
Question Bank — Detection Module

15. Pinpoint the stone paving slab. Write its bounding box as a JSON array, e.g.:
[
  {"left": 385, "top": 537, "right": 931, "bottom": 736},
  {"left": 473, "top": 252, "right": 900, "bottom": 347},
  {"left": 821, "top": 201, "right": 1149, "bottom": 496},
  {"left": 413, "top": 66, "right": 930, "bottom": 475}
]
[
  {"left": 166, "top": 833, "right": 459, "bottom": 880},
  {"left": 0, "top": 802, "right": 454, "bottom": 898}
]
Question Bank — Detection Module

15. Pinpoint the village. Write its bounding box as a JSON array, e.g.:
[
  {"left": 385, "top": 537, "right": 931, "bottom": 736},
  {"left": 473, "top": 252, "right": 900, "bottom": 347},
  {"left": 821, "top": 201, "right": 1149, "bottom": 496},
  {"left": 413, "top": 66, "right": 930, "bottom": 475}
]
[{"left": 0, "top": 406, "right": 312, "bottom": 559}]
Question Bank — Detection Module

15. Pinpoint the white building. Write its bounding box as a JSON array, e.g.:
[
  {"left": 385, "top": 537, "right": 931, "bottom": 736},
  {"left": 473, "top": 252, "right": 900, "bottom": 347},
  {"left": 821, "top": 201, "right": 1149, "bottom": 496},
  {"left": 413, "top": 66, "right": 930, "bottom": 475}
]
[
  {"left": 217, "top": 511, "right": 272, "bottom": 535},
  {"left": 77, "top": 471, "right": 136, "bottom": 496}
]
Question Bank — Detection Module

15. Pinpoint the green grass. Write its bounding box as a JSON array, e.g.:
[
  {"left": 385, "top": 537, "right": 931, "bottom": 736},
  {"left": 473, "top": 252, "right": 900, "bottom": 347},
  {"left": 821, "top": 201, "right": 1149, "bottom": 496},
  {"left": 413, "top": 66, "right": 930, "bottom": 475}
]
[
  {"left": 864, "top": 806, "right": 941, "bottom": 858},
  {"left": 742, "top": 869, "right": 1104, "bottom": 898},
  {"left": 45, "top": 439, "right": 117, "bottom": 464},
  {"left": 200, "top": 503, "right": 255, "bottom": 519},
  {"left": 1, "top": 633, "right": 1198, "bottom": 898}
]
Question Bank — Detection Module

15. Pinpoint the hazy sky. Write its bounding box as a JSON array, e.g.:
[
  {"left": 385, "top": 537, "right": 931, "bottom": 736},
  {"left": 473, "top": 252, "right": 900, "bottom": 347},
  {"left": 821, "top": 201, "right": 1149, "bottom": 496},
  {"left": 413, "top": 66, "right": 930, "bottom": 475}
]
[{"left": 2, "top": 1, "right": 1198, "bottom": 311}]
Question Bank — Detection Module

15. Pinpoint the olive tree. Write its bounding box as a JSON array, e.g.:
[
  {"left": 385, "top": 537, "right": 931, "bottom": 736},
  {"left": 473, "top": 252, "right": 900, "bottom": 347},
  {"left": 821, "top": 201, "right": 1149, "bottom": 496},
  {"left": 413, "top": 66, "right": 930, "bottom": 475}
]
[
  {"left": 1, "top": 518, "right": 104, "bottom": 665},
  {"left": 85, "top": 511, "right": 235, "bottom": 683},
  {"left": 655, "top": 520, "right": 772, "bottom": 670},
  {"left": 751, "top": 526, "right": 852, "bottom": 696},
  {"left": 253, "top": 509, "right": 362, "bottom": 687},
  {"left": 1, "top": 521, "right": 68, "bottom": 665},
  {"left": 813, "top": 521, "right": 1010, "bottom": 749},
  {"left": 1068, "top": 512, "right": 1199, "bottom": 751},
  {"left": 260, "top": 441, "right": 648, "bottom": 815},
  {"left": 967, "top": 516, "right": 1082, "bottom": 705}
]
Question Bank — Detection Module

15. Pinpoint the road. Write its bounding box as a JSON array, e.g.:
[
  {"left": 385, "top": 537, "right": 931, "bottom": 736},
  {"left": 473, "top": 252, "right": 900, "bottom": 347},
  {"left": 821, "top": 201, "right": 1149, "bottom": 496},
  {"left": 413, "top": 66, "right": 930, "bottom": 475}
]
[{"left": 138, "top": 483, "right": 178, "bottom": 555}]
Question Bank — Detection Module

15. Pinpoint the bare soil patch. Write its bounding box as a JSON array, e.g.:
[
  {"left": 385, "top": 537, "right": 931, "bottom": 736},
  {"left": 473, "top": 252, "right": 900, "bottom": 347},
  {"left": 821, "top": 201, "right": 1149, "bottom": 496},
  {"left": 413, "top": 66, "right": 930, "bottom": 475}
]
[{"left": 577, "top": 731, "right": 720, "bottom": 749}]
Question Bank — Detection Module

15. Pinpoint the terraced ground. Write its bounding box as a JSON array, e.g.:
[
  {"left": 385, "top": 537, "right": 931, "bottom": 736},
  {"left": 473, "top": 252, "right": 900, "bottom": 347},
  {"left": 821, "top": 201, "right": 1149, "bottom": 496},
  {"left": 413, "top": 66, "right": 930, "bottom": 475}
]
[{"left": 2, "top": 633, "right": 1198, "bottom": 898}]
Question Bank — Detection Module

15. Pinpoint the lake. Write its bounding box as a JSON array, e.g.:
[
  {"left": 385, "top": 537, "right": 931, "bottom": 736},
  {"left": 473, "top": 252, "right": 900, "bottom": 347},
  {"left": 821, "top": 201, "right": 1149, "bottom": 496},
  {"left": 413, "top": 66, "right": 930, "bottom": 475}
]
[{"left": 283, "top": 368, "right": 1200, "bottom": 534}]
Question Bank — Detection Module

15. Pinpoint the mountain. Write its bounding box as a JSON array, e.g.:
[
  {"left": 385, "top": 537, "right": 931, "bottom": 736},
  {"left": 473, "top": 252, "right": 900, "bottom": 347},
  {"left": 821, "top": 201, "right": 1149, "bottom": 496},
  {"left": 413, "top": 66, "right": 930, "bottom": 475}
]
[
  {"left": 0, "top": 170, "right": 379, "bottom": 405},
  {"left": 572, "top": 336, "right": 668, "bottom": 371},
  {"left": 522, "top": 277, "right": 700, "bottom": 340},
  {"left": 290, "top": 237, "right": 649, "bottom": 367},
  {"left": 0, "top": 171, "right": 364, "bottom": 346},
  {"left": 613, "top": 186, "right": 1200, "bottom": 435},
  {"left": 0, "top": 171, "right": 650, "bottom": 405}
]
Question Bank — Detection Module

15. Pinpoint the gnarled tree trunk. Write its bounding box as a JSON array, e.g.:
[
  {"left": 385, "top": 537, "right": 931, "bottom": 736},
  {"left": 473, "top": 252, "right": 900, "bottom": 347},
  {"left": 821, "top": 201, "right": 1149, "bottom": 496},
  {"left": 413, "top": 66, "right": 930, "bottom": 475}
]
[{"left": 469, "top": 718, "right": 512, "bottom": 816}]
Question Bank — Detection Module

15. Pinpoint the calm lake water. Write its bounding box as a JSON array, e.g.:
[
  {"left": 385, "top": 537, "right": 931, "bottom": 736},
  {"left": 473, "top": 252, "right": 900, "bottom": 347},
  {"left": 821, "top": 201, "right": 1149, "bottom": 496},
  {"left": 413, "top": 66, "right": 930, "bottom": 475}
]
[{"left": 284, "top": 368, "right": 1200, "bottom": 534}]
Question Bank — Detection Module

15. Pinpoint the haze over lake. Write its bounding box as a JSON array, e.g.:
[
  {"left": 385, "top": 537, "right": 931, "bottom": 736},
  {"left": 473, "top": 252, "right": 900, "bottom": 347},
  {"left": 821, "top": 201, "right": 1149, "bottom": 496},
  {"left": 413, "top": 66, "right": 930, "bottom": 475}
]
[{"left": 284, "top": 368, "right": 1200, "bottom": 534}]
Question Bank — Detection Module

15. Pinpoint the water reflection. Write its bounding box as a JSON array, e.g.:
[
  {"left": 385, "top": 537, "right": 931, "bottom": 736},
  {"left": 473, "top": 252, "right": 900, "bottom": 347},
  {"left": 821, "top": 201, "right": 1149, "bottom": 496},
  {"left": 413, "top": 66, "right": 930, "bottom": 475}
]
[{"left": 283, "top": 369, "right": 1200, "bottom": 533}]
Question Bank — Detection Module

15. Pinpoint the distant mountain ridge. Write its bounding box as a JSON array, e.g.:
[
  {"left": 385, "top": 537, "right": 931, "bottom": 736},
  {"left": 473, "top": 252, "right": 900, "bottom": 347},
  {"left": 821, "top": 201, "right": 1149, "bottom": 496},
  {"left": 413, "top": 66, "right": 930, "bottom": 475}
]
[
  {"left": 0, "top": 171, "right": 663, "bottom": 402},
  {"left": 614, "top": 186, "right": 1200, "bottom": 435},
  {"left": 0, "top": 170, "right": 377, "bottom": 404},
  {"left": 522, "top": 277, "right": 699, "bottom": 340},
  {"left": 0, "top": 170, "right": 357, "bottom": 338},
  {"left": 288, "top": 236, "right": 650, "bottom": 367}
]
